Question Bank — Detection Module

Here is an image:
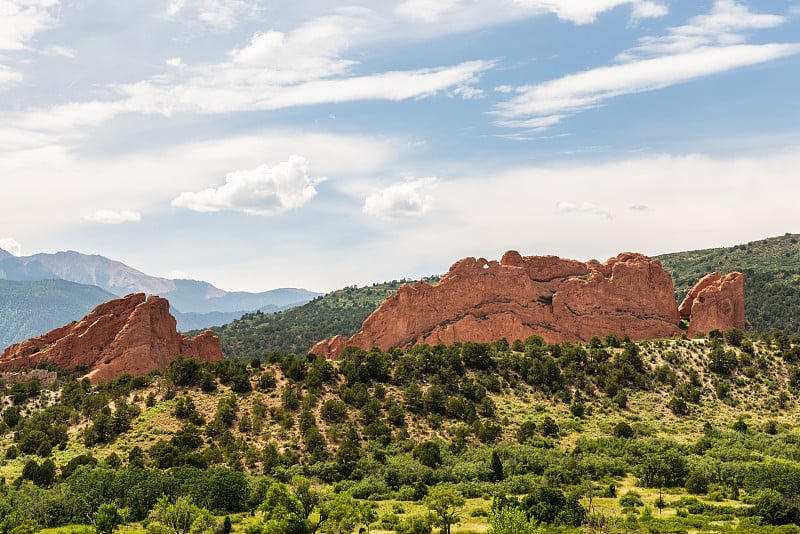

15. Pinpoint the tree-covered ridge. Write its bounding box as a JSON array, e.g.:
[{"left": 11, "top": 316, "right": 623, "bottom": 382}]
[
  {"left": 2, "top": 331, "right": 800, "bottom": 532},
  {"left": 657, "top": 232, "right": 800, "bottom": 334},
  {"left": 205, "top": 233, "right": 800, "bottom": 364},
  {"left": 205, "top": 277, "right": 440, "bottom": 360}
]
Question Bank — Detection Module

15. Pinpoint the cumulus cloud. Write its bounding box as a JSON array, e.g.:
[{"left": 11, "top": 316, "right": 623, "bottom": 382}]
[
  {"left": 172, "top": 155, "right": 325, "bottom": 215},
  {"left": 85, "top": 210, "right": 142, "bottom": 224},
  {"left": 0, "top": 237, "right": 22, "bottom": 255},
  {"left": 363, "top": 177, "right": 437, "bottom": 219},
  {"left": 556, "top": 201, "right": 613, "bottom": 219},
  {"left": 494, "top": 1, "right": 799, "bottom": 131}
]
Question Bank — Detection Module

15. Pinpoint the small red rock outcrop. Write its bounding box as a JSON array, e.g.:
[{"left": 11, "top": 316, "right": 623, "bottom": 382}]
[
  {"left": 312, "top": 251, "right": 745, "bottom": 358},
  {"left": 0, "top": 293, "right": 222, "bottom": 383},
  {"left": 679, "top": 272, "right": 746, "bottom": 338}
]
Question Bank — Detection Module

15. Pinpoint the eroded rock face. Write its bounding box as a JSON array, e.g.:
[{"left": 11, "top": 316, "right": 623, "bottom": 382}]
[
  {"left": 0, "top": 293, "right": 222, "bottom": 383},
  {"left": 312, "top": 251, "right": 745, "bottom": 358},
  {"left": 679, "top": 272, "right": 745, "bottom": 337}
]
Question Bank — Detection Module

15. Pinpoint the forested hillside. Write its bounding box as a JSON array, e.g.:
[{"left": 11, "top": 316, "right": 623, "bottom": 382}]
[
  {"left": 3, "top": 332, "right": 800, "bottom": 533},
  {"left": 0, "top": 279, "right": 116, "bottom": 348},
  {"left": 657, "top": 232, "right": 800, "bottom": 334},
  {"left": 205, "top": 278, "right": 440, "bottom": 360},
  {"left": 207, "top": 234, "right": 800, "bottom": 362}
]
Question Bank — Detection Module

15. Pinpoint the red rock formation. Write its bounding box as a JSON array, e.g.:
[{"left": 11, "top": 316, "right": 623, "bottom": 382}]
[
  {"left": 312, "top": 251, "right": 746, "bottom": 358},
  {"left": 679, "top": 272, "right": 745, "bottom": 337},
  {"left": 0, "top": 293, "right": 222, "bottom": 383}
]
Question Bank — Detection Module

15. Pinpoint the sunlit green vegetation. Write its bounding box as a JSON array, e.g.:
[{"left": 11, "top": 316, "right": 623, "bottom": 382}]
[{"left": 2, "top": 330, "right": 800, "bottom": 533}]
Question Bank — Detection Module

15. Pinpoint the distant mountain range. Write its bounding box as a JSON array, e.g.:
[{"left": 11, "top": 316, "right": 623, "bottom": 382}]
[{"left": 0, "top": 249, "right": 322, "bottom": 347}]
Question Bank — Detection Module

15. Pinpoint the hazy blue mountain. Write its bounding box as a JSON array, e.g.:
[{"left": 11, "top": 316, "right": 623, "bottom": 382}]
[
  {"left": 0, "top": 250, "right": 323, "bottom": 316},
  {"left": 0, "top": 279, "right": 117, "bottom": 348}
]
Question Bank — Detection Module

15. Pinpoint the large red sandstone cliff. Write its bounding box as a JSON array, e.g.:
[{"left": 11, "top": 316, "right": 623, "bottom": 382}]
[
  {"left": 312, "top": 251, "right": 745, "bottom": 358},
  {"left": 0, "top": 293, "right": 222, "bottom": 383}
]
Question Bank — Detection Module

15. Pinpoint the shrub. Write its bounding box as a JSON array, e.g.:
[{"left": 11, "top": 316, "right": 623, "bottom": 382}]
[
  {"left": 540, "top": 416, "right": 559, "bottom": 437},
  {"left": 613, "top": 422, "right": 634, "bottom": 439},
  {"left": 668, "top": 396, "right": 688, "bottom": 416},
  {"left": 619, "top": 491, "right": 643, "bottom": 508},
  {"left": 685, "top": 471, "right": 709, "bottom": 494}
]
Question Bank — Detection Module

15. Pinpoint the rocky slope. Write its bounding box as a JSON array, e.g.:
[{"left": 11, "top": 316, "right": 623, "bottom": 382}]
[
  {"left": 0, "top": 293, "right": 222, "bottom": 383},
  {"left": 312, "top": 251, "right": 745, "bottom": 358}
]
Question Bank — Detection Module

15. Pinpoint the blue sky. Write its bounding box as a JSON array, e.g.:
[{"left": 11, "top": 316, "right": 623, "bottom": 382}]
[{"left": 1, "top": 0, "right": 799, "bottom": 292}]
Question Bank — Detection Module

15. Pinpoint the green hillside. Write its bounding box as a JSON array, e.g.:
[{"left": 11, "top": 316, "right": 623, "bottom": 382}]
[
  {"left": 205, "top": 277, "right": 440, "bottom": 361},
  {"left": 210, "top": 234, "right": 800, "bottom": 362},
  {"left": 0, "top": 279, "right": 116, "bottom": 348},
  {"left": 657, "top": 232, "right": 800, "bottom": 334},
  {"left": 4, "top": 334, "right": 800, "bottom": 533}
]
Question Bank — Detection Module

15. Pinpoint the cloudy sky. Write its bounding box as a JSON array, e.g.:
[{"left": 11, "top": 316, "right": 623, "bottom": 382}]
[{"left": 1, "top": 0, "right": 799, "bottom": 292}]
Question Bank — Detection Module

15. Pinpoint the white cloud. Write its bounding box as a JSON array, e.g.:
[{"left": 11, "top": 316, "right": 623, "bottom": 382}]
[
  {"left": 85, "top": 209, "right": 142, "bottom": 224},
  {"left": 0, "top": 0, "right": 62, "bottom": 87},
  {"left": 630, "top": 1, "right": 668, "bottom": 21},
  {"left": 0, "top": 64, "right": 23, "bottom": 86},
  {"left": 556, "top": 201, "right": 613, "bottom": 219},
  {"left": 12, "top": 60, "right": 493, "bottom": 130},
  {"left": 0, "top": 0, "right": 60, "bottom": 51},
  {"left": 451, "top": 85, "right": 484, "bottom": 99},
  {"left": 363, "top": 177, "right": 437, "bottom": 219},
  {"left": 172, "top": 155, "right": 325, "bottom": 215},
  {"left": 395, "top": 0, "right": 463, "bottom": 22},
  {"left": 46, "top": 45, "right": 75, "bottom": 58},
  {"left": 166, "top": 0, "right": 259, "bottom": 30},
  {"left": 619, "top": 0, "right": 786, "bottom": 60},
  {"left": 494, "top": 1, "right": 799, "bottom": 131},
  {"left": 495, "top": 44, "right": 800, "bottom": 127},
  {"left": 510, "top": 0, "right": 667, "bottom": 25},
  {"left": 0, "top": 237, "right": 22, "bottom": 255},
  {"left": 2, "top": 5, "right": 494, "bottom": 136}
]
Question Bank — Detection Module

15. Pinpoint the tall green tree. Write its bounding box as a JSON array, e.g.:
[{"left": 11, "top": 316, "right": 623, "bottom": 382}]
[{"left": 424, "top": 485, "right": 465, "bottom": 534}]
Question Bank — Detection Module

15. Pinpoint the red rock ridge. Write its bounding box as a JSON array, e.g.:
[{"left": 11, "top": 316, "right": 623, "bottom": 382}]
[
  {"left": 0, "top": 293, "right": 222, "bottom": 383},
  {"left": 312, "top": 251, "right": 745, "bottom": 358},
  {"left": 679, "top": 272, "right": 745, "bottom": 337}
]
